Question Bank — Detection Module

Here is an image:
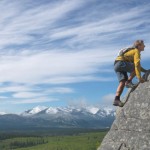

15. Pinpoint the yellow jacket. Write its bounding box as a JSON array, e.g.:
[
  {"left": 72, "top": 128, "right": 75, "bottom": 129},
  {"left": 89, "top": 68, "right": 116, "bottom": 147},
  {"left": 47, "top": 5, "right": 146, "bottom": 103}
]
[{"left": 115, "top": 48, "right": 146, "bottom": 79}]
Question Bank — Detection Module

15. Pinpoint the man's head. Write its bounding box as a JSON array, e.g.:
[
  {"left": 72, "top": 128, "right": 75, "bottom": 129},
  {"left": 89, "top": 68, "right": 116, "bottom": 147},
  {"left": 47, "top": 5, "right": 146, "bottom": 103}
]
[{"left": 133, "top": 40, "right": 145, "bottom": 51}]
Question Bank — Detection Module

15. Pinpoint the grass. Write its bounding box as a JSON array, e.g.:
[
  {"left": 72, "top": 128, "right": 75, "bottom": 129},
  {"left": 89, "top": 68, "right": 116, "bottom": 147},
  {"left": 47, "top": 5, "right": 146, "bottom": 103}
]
[{"left": 0, "top": 129, "right": 107, "bottom": 150}]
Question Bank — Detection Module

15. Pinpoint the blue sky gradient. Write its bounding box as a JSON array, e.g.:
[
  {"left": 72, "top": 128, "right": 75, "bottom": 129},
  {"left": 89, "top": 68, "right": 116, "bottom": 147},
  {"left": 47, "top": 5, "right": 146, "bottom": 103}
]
[{"left": 0, "top": 0, "right": 150, "bottom": 113}]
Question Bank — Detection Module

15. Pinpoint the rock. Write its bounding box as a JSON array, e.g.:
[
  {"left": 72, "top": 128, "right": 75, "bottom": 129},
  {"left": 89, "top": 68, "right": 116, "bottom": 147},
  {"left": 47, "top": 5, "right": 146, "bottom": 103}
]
[{"left": 98, "top": 70, "right": 150, "bottom": 150}]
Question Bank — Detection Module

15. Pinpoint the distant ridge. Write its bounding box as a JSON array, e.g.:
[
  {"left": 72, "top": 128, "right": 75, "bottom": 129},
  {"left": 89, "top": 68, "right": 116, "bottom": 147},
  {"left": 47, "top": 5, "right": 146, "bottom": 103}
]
[{"left": 0, "top": 106, "right": 115, "bottom": 129}]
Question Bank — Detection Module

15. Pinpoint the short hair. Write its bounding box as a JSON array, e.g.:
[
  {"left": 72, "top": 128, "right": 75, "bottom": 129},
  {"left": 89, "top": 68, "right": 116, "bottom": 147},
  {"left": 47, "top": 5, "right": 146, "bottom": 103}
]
[{"left": 133, "top": 40, "right": 144, "bottom": 48}]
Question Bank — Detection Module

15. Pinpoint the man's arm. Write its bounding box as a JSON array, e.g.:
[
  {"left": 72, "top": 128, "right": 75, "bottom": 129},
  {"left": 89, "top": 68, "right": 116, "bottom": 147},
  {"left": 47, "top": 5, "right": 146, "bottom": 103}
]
[{"left": 134, "top": 50, "right": 141, "bottom": 80}]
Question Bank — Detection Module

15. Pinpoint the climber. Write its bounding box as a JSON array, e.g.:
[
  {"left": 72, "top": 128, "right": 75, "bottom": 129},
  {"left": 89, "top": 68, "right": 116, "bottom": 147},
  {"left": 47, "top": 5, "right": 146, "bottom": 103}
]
[{"left": 113, "top": 40, "right": 148, "bottom": 107}]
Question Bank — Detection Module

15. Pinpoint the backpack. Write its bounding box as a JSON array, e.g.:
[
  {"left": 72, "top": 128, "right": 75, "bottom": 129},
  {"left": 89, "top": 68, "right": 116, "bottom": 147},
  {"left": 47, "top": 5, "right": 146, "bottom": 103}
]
[{"left": 118, "top": 47, "right": 134, "bottom": 56}]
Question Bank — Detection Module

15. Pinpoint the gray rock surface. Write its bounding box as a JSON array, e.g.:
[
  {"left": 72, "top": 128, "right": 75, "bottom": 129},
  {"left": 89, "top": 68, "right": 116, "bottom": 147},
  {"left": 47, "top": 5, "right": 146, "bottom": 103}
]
[{"left": 98, "top": 70, "right": 150, "bottom": 150}]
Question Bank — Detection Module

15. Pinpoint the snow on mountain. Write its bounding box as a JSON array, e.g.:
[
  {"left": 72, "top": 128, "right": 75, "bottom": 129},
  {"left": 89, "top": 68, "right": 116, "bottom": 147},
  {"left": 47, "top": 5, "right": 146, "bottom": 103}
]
[
  {"left": 21, "top": 106, "right": 48, "bottom": 116},
  {"left": 85, "top": 106, "right": 99, "bottom": 114},
  {"left": 103, "top": 107, "right": 114, "bottom": 115},
  {"left": 30, "top": 106, "right": 48, "bottom": 114},
  {"left": 21, "top": 106, "right": 115, "bottom": 117},
  {"left": 57, "top": 107, "right": 74, "bottom": 113},
  {"left": 0, "top": 112, "right": 7, "bottom": 115},
  {"left": 46, "top": 107, "right": 58, "bottom": 114}
]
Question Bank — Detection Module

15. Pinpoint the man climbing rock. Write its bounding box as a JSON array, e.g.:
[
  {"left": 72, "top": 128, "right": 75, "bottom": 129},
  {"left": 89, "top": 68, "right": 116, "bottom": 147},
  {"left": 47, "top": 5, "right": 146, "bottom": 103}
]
[{"left": 113, "top": 40, "right": 148, "bottom": 107}]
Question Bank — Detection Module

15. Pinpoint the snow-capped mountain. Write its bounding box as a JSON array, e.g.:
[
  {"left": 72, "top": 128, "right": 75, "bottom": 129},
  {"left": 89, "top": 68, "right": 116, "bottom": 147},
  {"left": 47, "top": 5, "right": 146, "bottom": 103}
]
[
  {"left": 0, "top": 106, "right": 115, "bottom": 129},
  {"left": 22, "top": 106, "right": 48, "bottom": 116},
  {"left": 0, "top": 112, "right": 7, "bottom": 115},
  {"left": 22, "top": 106, "right": 114, "bottom": 116}
]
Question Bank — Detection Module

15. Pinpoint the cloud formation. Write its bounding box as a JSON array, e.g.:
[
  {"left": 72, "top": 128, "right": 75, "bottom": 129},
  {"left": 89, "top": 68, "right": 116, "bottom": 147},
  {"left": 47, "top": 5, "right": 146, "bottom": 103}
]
[{"left": 0, "top": 0, "right": 150, "bottom": 107}]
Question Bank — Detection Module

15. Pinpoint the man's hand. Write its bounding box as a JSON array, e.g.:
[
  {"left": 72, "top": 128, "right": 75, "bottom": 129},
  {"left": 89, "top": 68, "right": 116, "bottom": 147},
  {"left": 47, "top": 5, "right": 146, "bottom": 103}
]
[{"left": 139, "top": 78, "right": 145, "bottom": 83}]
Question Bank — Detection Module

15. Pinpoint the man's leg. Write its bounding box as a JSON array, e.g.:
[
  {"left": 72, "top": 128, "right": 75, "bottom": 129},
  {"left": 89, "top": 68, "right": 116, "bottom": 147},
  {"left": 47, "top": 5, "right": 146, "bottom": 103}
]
[
  {"left": 125, "top": 71, "right": 136, "bottom": 88},
  {"left": 113, "top": 79, "right": 126, "bottom": 107},
  {"left": 128, "top": 71, "right": 135, "bottom": 81},
  {"left": 116, "top": 79, "right": 126, "bottom": 97},
  {"left": 123, "top": 61, "right": 136, "bottom": 86},
  {"left": 113, "top": 61, "right": 129, "bottom": 107}
]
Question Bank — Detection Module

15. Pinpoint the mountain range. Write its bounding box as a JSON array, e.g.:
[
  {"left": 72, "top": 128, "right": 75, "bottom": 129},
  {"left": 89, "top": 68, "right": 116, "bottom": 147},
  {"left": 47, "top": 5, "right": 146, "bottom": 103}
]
[{"left": 0, "top": 106, "right": 115, "bottom": 129}]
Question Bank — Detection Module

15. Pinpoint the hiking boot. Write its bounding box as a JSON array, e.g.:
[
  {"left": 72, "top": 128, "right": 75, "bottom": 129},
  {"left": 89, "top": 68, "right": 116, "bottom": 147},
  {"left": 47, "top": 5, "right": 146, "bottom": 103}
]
[
  {"left": 113, "top": 100, "right": 124, "bottom": 107},
  {"left": 125, "top": 82, "right": 137, "bottom": 88}
]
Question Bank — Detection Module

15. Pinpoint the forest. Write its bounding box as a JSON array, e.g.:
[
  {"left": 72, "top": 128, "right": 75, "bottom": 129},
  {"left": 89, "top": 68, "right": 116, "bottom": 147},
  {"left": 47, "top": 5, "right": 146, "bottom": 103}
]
[{"left": 0, "top": 128, "right": 108, "bottom": 150}]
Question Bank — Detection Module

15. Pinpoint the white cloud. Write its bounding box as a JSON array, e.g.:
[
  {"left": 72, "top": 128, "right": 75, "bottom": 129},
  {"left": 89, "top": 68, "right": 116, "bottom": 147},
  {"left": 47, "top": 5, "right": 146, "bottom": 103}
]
[
  {"left": 46, "top": 3, "right": 150, "bottom": 49},
  {"left": 68, "top": 97, "right": 88, "bottom": 108},
  {"left": 0, "top": 96, "right": 8, "bottom": 99},
  {"left": 0, "top": 0, "right": 85, "bottom": 48},
  {"left": 0, "top": 83, "right": 75, "bottom": 103},
  {"left": 1, "top": 0, "right": 150, "bottom": 52},
  {"left": 12, "top": 87, "right": 75, "bottom": 99},
  {"left": 0, "top": 49, "right": 115, "bottom": 84},
  {"left": 42, "top": 75, "right": 114, "bottom": 84},
  {"left": 13, "top": 92, "right": 43, "bottom": 99},
  {"left": 0, "top": 84, "right": 32, "bottom": 93},
  {"left": 45, "top": 87, "right": 75, "bottom": 94},
  {"left": 12, "top": 97, "right": 59, "bottom": 104}
]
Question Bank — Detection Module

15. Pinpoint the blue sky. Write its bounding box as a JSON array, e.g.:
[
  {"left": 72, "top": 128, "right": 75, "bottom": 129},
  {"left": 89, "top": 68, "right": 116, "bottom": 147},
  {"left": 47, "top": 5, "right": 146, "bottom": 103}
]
[{"left": 0, "top": 0, "right": 150, "bottom": 113}]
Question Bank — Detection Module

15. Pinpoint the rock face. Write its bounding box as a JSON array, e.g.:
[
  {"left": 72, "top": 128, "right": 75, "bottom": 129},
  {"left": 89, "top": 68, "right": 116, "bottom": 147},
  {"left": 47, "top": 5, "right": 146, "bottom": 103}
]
[{"left": 98, "top": 71, "right": 150, "bottom": 150}]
